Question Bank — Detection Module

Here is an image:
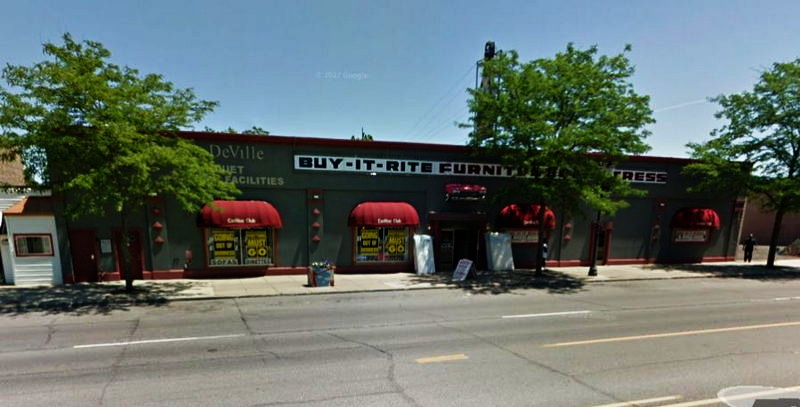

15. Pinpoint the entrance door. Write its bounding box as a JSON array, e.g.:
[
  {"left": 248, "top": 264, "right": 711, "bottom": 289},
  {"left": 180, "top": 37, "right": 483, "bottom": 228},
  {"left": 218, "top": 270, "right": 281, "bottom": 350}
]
[
  {"left": 114, "top": 230, "right": 144, "bottom": 279},
  {"left": 591, "top": 226, "right": 612, "bottom": 265},
  {"left": 452, "top": 229, "right": 471, "bottom": 261},
  {"left": 596, "top": 228, "right": 606, "bottom": 261},
  {"left": 439, "top": 229, "right": 456, "bottom": 270},
  {"left": 69, "top": 229, "right": 99, "bottom": 283},
  {"left": 437, "top": 226, "right": 481, "bottom": 270}
]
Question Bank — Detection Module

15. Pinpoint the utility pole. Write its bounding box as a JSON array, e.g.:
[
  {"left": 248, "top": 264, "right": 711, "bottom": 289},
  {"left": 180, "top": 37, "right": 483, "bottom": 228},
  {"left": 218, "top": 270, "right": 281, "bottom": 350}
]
[
  {"left": 588, "top": 210, "right": 601, "bottom": 276},
  {"left": 476, "top": 41, "right": 496, "bottom": 89}
]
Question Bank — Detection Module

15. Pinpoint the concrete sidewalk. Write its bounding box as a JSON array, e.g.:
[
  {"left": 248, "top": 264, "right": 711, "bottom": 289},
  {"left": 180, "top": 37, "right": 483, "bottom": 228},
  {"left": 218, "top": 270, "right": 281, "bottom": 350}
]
[
  {"left": 11, "top": 259, "right": 800, "bottom": 298},
  {"left": 197, "top": 258, "right": 800, "bottom": 299},
  {"left": 2, "top": 259, "right": 800, "bottom": 314}
]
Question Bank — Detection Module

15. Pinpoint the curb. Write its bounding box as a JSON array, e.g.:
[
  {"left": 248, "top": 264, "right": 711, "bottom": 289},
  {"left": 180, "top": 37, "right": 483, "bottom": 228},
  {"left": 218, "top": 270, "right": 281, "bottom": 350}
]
[
  {"left": 162, "top": 273, "right": 722, "bottom": 302},
  {"left": 4, "top": 270, "right": 799, "bottom": 310}
]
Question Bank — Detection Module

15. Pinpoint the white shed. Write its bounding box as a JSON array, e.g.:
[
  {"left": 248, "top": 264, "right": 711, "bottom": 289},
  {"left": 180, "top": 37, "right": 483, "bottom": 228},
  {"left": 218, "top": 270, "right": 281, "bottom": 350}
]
[{"left": 0, "top": 197, "right": 62, "bottom": 285}]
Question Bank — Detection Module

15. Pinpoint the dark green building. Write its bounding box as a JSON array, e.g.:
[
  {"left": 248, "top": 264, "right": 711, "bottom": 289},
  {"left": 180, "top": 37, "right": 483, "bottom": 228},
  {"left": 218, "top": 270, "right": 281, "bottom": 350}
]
[{"left": 57, "top": 131, "right": 743, "bottom": 282}]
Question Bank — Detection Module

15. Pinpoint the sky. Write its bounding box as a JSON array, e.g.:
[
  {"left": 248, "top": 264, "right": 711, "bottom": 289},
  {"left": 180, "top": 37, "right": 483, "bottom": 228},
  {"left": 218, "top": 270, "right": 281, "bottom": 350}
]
[{"left": 1, "top": 0, "right": 799, "bottom": 158}]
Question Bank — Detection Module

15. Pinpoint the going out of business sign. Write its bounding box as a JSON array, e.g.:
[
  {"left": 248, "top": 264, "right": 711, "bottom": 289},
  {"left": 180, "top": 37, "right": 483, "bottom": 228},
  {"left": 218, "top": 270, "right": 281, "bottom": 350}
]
[{"left": 293, "top": 155, "right": 668, "bottom": 184}]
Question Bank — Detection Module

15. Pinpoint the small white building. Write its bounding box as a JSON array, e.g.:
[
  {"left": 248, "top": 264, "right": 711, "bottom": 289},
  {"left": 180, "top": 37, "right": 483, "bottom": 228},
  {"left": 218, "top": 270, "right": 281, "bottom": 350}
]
[{"left": 0, "top": 196, "right": 62, "bottom": 285}]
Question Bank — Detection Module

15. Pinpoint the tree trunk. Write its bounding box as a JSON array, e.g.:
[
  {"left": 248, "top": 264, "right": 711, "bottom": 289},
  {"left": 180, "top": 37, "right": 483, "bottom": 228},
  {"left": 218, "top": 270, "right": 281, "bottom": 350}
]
[
  {"left": 120, "top": 210, "right": 134, "bottom": 292},
  {"left": 766, "top": 207, "right": 785, "bottom": 268}
]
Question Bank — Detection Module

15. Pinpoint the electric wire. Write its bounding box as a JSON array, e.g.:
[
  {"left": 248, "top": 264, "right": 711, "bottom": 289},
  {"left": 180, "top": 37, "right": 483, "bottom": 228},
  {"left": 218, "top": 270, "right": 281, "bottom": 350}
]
[
  {"left": 404, "top": 64, "right": 475, "bottom": 141},
  {"left": 419, "top": 105, "right": 471, "bottom": 141}
]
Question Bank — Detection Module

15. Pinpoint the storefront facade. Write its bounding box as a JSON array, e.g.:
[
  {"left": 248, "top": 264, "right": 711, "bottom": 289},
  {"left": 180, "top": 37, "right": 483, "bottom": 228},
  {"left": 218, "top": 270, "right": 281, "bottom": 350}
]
[{"left": 56, "top": 132, "right": 744, "bottom": 281}]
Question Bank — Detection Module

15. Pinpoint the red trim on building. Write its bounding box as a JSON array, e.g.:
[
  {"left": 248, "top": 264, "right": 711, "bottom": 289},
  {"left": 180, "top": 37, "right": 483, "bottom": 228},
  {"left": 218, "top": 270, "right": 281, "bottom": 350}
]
[
  {"left": 337, "top": 263, "right": 414, "bottom": 273},
  {"left": 549, "top": 256, "right": 735, "bottom": 268},
  {"left": 348, "top": 202, "right": 420, "bottom": 226},
  {"left": 199, "top": 200, "right": 283, "bottom": 228},
  {"left": 183, "top": 266, "right": 309, "bottom": 279},
  {"left": 182, "top": 131, "right": 469, "bottom": 153},
  {"left": 181, "top": 131, "right": 702, "bottom": 164}
]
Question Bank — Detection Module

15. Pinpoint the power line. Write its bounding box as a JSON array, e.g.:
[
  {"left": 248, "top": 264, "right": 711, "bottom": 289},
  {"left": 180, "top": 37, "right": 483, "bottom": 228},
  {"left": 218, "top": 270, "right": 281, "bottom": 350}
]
[
  {"left": 405, "top": 64, "right": 474, "bottom": 140},
  {"left": 419, "top": 106, "right": 471, "bottom": 141}
]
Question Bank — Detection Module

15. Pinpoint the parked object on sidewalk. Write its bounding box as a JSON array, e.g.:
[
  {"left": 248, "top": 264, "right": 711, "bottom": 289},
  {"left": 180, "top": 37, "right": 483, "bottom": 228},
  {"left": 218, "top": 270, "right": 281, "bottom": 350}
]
[
  {"left": 485, "top": 232, "right": 514, "bottom": 271},
  {"left": 308, "top": 260, "right": 335, "bottom": 287},
  {"left": 413, "top": 234, "right": 435, "bottom": 275}
]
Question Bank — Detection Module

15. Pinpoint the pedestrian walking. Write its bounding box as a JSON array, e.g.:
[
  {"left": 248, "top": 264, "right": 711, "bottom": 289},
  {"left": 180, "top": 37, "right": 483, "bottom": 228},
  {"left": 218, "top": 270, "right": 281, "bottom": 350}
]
[{"left": 743, "top": 233, "right": 756, "bottom": 263}]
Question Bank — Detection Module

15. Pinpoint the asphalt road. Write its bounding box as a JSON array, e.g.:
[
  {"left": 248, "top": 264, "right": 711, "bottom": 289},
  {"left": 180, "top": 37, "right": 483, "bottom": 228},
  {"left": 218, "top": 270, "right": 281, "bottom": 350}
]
[{"left": 3, "top": 277, "right": 800, "bottom": 406}]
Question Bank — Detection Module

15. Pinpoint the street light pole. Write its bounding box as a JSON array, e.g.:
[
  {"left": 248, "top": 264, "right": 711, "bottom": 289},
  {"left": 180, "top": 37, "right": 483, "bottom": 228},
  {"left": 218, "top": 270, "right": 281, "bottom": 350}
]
[{"left": 588, "top": 210, "right": 601, "bottom": 276}]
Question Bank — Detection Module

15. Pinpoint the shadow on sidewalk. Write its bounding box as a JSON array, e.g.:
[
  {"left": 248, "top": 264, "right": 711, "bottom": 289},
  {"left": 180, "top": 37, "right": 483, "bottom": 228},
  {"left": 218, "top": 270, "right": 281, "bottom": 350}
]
[
  {"left": 0, "top": 282, "right": 194, "bottom": 316},
  {"left": 411, "top": 269, "right": 585, "bottom": 295},
  {"left": 644, "top": 262, "right": 800, "bottom": 281}
]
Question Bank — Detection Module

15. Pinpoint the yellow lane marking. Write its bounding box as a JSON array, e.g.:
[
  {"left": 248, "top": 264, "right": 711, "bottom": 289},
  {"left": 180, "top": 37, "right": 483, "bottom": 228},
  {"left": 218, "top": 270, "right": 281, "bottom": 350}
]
[
  {"left": 591, "top": 395, "right": 682, "bottom": 407},
  {"left": 658, "top": 385, "right": 800, "bottom": 407},
  {"left": 415, "top": 354, "right": 469, "bottom": 364},
  {"left": 543, "top": 320, "right": 800, "bottom": 348}
]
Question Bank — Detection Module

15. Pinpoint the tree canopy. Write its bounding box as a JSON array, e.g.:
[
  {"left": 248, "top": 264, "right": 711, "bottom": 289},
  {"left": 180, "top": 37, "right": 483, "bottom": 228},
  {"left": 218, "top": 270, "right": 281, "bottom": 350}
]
[
  {"left": 465, "top": 44, "right": 654, "bottom": 272},
  {"left": 685, "top": 58, "right": 800, "bottom": 267},
  {"left": 203, "top": 126, "right": 270, "bottom": 135},
  {"left": 0, "top": 33, "right": 239, "bottom": 289}
]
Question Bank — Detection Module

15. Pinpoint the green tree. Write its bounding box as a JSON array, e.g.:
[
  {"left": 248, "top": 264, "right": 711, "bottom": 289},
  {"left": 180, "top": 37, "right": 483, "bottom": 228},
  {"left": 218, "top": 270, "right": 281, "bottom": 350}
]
[
  {"left": 465, "top": 44, "right": 654, "bottom": 274},
  {"left": 202, "top": 126, "right": 269, "bottom": 135},
  {"left": 351, "top": 127, "right": 374, "bottom": 141},
  {"left": 0, "top": 34, "right": 240, "bottom": 290},
  {"left": 685, "top": 58, "right": 800, "bottom": 268},
  {"left": 241, "top": 126, "right": 269, "bottom": 135}
]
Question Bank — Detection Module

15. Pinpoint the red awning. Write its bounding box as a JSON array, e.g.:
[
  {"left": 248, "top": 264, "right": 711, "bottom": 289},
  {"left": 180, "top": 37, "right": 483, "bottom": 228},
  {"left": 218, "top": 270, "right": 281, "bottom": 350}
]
[
  {"left": 199, "top": 200, "right": 282, "bottom": 228},
  {"left": 348, "top": 202, "right": 420, "bottom": 226},
  {"left": 496, "top": 204, "right": 556, "bottom": 229},
  {"left": 670, "top": 207, "right": 721, "bottom": 229}
]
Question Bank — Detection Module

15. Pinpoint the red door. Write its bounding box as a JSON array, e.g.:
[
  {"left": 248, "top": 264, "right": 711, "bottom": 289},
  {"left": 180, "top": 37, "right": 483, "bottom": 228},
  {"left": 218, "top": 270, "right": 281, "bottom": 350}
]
[
  {"left": 68, "top": 229, "right": 99, "bottom": 283},
  {"left": 114, "top": 230, "right": 144, "bottom": 279}
]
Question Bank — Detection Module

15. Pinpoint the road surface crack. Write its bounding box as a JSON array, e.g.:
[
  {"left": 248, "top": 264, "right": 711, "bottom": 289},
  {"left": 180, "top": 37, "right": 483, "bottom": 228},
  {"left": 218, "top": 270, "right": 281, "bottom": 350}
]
[
  {"left": 579, "top": 349, "right": 800, "bottom": 376},
  {"left": 234, "top": 298, "right": 255, "bottom": 335},
  {"left": 327, "top": 332, "right": 421, "bottom": 407},
  {"left": 97, "top": 318, "right": 140, "bottom": 405},
  {"left": 432, "top": 320, "right": 625, "bottom": 404},
  {"left": 249, "top": 390, "right": 407, "bottom": 406},
  {"left": 43, "top": 322, "right": 55, "bottom": 346}
]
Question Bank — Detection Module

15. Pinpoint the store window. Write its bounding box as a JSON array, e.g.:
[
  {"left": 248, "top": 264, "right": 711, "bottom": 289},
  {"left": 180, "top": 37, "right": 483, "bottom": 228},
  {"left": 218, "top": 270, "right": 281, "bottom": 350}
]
[
  {"left": 355, "top": 226, "right": 410, "bottom": 262},
  {"left": 207, "top": 228, "right": 275, "bottom": 266},
  {"left": 199, "top": 200, "right": 283, "bottom": 267},
  {"left": 348, "top": 201, "right": 419, "bottom": 264},
  {"left": 14, "top": 234, "right": 54, "bottom": 256}
]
